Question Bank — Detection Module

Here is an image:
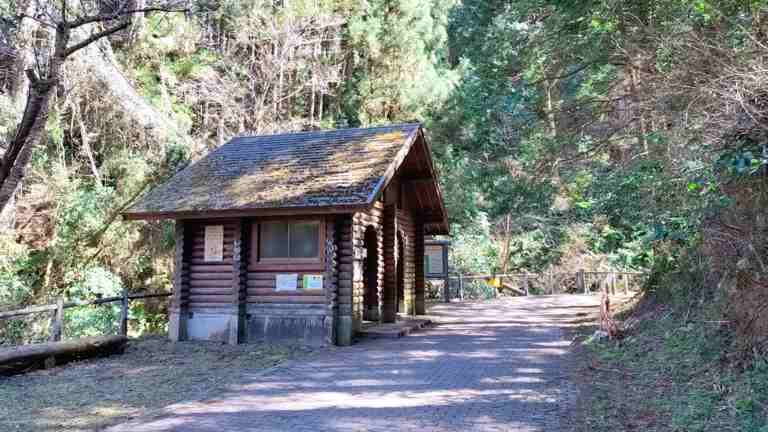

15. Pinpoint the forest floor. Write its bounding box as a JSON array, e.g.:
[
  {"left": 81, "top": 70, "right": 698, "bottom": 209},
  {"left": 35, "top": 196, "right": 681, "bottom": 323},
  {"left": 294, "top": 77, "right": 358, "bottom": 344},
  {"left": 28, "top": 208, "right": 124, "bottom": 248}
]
[
  {"left": 0, "top": 336, "right": 309, "bottom": 431},
  {"left": 567, "top": 296, "right": 768, "bottom": 432}
]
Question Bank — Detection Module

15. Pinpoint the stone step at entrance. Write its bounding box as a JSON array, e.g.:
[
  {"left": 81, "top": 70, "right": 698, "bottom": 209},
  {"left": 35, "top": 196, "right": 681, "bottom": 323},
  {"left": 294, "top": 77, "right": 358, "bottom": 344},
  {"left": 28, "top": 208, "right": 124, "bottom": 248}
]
[{"left": 358, "top": 317, "right": 433, "bottom": 339}]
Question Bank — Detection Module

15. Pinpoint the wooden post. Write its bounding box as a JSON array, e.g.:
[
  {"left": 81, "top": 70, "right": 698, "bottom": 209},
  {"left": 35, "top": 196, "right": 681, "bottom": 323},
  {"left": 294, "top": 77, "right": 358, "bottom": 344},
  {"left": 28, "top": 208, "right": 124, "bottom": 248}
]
[
  {"left": 168, "top": 221, "right": 188, "bottom": 342},
  {"left": 458, "top": 274, "right": 464, "bottom": 300},
  {"left": 549, "top": 272, "right": 555, "bottom": 295},
  {"left": 580, "top": 270, "right": 588, "bottom": 295},
  {"left": 624, "top": 273, "right": 630, "bottom": 295},
  {"left": 229, "top": 219, "right": 247, "bottom": 345},
  {"left": 524, "top": 274, "right": 529, "bottom": 296},
  {"left": 442, "top": 244, "right": 450, "bottom": 303},
  {"left": 119, "top": 288, "right": 129, "bottom": 336},
  {"left": 49, "top": 297, "right": 64, "bottom": 342}
]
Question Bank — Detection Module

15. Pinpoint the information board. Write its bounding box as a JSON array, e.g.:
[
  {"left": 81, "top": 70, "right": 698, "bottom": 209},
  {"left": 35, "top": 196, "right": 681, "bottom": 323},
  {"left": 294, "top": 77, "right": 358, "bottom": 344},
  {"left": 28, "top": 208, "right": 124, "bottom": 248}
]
[
  {"left": 204, "top": 225, "right": 224, "bottom": 262},
  {"left": 276, "top": 273, "right": 298, "bottom": 291}
]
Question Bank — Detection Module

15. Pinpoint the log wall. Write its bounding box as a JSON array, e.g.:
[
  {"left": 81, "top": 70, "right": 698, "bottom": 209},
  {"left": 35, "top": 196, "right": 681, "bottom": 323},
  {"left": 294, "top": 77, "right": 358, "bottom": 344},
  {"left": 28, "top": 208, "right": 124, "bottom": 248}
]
[
  {"left": 414, "top": 219, "right": 426, "bottom": 315},
  {"left": 336, "top": 214, "right": 354, "bottom": 345},
  {"left": 397, "top": 207, "right": 417, "bottom": 316},
  {"left": 186, "top": 220, "right": 239, "bottom": 311}
]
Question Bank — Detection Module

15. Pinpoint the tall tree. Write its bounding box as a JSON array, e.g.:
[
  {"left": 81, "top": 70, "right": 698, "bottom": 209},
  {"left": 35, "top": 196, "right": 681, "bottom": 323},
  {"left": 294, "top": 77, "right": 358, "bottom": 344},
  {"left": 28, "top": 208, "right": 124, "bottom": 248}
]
[{"left": 0, "top": 0, "right": 189, "bottom": 213}]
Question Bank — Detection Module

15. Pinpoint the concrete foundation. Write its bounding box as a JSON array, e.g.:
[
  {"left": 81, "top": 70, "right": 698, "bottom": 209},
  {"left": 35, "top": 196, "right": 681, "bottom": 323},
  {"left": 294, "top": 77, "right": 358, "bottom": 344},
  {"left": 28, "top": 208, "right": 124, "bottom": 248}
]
[
  {"left": 246, "top": 304, "right": 327, "bottom": 346},
  {"left": 186, "top": 311, "right": 234, "bottom": 343}
]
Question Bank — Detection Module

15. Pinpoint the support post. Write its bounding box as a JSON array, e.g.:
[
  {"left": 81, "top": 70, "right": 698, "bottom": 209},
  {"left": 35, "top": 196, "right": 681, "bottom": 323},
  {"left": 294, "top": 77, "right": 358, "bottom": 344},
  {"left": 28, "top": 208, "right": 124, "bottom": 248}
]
[
  {"left": 336, "top": 215, "right": 354, "bottom": 345},
  {"left": 580, "top": 269, "right": 587, "bottom": 295},
  {"left": 414, "top": 221, "right": 426, "bottom": 315},
  {"left": 624, "top": 274, "right": 629, "bottom": 295},
  {"left": 169, "top": 221, "right": 188, "bottom": 342},
  {"left": 49, "top": 297, "right": 64, "bottom": 342},
  {"left": 459, "top": 274, "right": 464, "bottom": 300},
  {"left": 229, "top": 219, "right": 247, "bottom": 345},
  {"left": 381, "top": 205, "right": 398, "bottom": 322},
  {"left": 442, "top": 243, "right": 450, "bottom": 303},
  {"left": 324, "top": 217, "right": 339, "bottom": 345},
  {"left": 119, "top": 288, "right": 129, "bottom": 336}
]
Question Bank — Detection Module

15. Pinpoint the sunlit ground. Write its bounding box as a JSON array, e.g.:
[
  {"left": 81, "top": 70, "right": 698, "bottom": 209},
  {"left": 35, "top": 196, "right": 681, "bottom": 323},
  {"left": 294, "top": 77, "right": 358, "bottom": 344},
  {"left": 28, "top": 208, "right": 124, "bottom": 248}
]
[{"left": 107, "top": 295, "right": 604, "bottom": 432}]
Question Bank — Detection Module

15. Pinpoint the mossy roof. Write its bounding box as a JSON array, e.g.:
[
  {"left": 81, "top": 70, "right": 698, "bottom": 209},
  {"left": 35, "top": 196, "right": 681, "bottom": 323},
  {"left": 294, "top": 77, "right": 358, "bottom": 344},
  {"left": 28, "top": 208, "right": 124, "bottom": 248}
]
[{"left": 124, "top": 123, "right": 426, "bottom": 218}]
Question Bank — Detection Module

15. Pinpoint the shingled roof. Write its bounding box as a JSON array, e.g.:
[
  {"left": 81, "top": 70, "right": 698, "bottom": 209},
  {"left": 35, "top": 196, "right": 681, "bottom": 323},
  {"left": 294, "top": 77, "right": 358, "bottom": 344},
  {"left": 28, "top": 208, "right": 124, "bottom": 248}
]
[{"left": 123, "top": 123, "right": 446, "bottom": 230}]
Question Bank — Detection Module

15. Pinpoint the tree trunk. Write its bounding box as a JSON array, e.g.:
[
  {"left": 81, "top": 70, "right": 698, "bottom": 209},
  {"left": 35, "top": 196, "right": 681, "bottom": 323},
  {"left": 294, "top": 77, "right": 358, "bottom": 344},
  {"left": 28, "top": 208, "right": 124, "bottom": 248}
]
[
  {"left": 0, "top": 21, "right": 68, "bottom": 213},
  {"left": 0, "top": 80, "right": 56, "bottom": 212}
]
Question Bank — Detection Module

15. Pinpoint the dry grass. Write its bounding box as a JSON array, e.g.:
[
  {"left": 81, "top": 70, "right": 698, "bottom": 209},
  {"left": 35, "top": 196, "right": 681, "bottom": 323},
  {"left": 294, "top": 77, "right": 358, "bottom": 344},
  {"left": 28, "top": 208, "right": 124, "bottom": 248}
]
[{"left": 0, "top": 336, "right": 309, "bottom": 431}]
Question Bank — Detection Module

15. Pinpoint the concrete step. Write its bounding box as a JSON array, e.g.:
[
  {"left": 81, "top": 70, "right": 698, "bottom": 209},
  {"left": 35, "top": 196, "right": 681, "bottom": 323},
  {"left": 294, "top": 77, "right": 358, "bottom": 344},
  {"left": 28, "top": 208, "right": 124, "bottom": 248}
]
[{"left": 358, "top": 318, "right": 432, "bottom": 339}]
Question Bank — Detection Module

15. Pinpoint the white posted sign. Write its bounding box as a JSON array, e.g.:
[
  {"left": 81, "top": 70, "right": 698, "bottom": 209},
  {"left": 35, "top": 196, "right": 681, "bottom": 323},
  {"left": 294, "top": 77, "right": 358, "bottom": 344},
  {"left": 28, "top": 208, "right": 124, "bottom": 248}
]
[
  {"left": 204, "top": 225, "right": 224, "bottom": 262},
  {"left": 276, "top": 274, "right": 298, "bottom": 291}
]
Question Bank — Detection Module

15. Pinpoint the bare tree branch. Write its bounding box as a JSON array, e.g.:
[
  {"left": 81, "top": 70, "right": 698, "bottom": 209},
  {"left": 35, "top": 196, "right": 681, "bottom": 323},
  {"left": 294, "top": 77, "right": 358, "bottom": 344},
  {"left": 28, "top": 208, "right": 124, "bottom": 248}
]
[
  {"left": 68, "top": 2, "right": 190, "bottom": 28},
  {"left": 65, "top": 19, "right": 130, "bottom": 56}
]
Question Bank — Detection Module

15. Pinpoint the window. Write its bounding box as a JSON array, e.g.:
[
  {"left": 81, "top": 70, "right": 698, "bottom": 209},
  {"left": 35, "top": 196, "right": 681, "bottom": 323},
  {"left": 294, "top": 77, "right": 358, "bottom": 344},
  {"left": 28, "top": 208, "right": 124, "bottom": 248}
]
[{"left": 259, "top": 221, "right": 320, "bottom": 259}]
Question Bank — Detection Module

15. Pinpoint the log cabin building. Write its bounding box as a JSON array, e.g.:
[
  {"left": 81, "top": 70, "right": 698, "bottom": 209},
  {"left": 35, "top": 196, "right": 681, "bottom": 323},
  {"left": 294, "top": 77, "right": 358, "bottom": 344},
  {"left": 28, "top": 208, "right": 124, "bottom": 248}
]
[{"left": 123, "top": 123, "right": 448, "bottom": 346}]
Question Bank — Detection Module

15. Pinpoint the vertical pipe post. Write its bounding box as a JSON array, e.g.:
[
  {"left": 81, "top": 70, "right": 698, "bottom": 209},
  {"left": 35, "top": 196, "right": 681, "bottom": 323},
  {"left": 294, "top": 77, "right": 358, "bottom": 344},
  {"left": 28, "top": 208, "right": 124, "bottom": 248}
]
[
  {"left": 119, "top": 288, "right": 129, "bottom": 336},
  {"left": 442, "top": 244, "right": 450, "bottom": 303}
]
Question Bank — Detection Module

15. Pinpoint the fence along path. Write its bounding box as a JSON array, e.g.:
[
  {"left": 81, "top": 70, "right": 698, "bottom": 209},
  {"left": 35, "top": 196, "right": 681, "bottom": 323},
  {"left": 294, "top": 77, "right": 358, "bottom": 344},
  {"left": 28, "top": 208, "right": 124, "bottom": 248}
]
[
  {"left": 450, "top": 270, "right": 645, "bottom": 299},
  {"left": 0, "top": 291, "right": 171, "bottom": 342}
]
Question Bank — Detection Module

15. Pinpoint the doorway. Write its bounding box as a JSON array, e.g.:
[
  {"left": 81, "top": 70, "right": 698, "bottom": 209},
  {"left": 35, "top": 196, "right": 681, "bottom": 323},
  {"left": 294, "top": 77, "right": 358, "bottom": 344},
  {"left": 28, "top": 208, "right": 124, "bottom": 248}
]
[
  {"left": 363, "top": 226, "right": 379, "bottom": 321},
  {"left": 396, "top": 230, "right": 405, "bottom": 314}
]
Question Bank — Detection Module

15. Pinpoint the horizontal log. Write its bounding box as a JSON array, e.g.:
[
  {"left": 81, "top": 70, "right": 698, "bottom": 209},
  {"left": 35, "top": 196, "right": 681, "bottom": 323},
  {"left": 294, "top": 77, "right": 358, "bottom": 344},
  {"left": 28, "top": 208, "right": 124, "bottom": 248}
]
[
  {"left": 189, "top": 259, "right": 233, "bottom": 265},
  {"left": 248, "top": 289, "right": 323, "bottom": 296},
  {"left": 189, "top": 288, "right": 231, "bottom": 296},
  {"left": 187, "top": 294, "right": 232, "bottom": 303},
  {"left": 188, "top": 302, "right": 232, "bottom": 309},
  {"left": 247, "top": 263, "right": 324, "bottom": 272},
  {"left": 247, "top": 296, "right": 326, "bottom": 304},
  {"left": 189, "top": 279, "right": 232, "bottom": 288},
  {"left": 188, "top": 264, "right": 231, "bottom": 273},
  {"left": 0, "top": 336, "right": 128, "bottom": 376},
  {"left": 189, "top": 272, "right": 233, "bottom": 281}
]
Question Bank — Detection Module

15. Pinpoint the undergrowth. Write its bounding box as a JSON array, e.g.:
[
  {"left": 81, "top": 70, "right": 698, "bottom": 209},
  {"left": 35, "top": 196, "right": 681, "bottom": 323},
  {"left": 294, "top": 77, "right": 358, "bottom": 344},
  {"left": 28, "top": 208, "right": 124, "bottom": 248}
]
[{"left": 577, "top": 296, "right": 768, "bottom": 432}]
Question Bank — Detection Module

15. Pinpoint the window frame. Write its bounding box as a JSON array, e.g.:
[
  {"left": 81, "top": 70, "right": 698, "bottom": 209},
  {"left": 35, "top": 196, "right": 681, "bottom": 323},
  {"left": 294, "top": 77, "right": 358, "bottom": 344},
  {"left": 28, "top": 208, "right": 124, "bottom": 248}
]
[{"left": 250, "top": 218, "right": 325, "bottom": 266}]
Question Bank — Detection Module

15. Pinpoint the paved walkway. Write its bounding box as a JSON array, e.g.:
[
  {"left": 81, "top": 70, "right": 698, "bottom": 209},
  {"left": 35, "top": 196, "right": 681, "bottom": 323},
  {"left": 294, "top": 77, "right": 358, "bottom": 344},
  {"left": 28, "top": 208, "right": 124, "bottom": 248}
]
[{"left": 108, "top": 295, "right": 601, "bottom": 432}]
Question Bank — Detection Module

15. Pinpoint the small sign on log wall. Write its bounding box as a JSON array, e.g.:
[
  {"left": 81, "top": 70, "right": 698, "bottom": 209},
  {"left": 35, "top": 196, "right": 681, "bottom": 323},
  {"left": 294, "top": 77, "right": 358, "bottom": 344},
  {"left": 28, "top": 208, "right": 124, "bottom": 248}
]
[
  {"left": 204, "top": 225, "right": 224, "bottom": 262},
  {"left": 303, "top": 274, "right": 323, "bottom": 290},
  {"left": 276, "top": 273, "right": 299, "bottom": 291}
]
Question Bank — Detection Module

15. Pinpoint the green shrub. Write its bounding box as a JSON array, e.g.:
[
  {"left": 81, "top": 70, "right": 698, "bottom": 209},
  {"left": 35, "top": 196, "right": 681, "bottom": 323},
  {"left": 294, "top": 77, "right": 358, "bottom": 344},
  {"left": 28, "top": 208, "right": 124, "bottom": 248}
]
[{"left": 63, "top": 267, "right": 122, "bottom": 339}]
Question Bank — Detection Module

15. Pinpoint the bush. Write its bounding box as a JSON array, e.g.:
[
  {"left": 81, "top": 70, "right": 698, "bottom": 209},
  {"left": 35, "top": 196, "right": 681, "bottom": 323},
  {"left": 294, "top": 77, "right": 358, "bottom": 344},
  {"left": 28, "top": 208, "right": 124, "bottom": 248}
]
[
  {"left": 63, "top": 267, "right": 122, "bottom": 339},
  {"left": 462, "top": 279, "right": 497, "bottom": 300}
]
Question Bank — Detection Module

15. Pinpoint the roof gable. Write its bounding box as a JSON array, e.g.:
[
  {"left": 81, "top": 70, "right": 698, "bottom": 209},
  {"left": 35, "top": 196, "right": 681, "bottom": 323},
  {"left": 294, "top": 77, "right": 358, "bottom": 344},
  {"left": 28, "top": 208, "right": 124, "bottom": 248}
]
[{"left": 124, "top": 123, "right": 428, "bottom": 219}]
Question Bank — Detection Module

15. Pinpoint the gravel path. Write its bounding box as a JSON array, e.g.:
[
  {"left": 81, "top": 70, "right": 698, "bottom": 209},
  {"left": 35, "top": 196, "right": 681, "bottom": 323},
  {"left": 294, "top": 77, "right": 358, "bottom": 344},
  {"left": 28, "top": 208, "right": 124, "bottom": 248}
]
[{"left": 107, "top": 295, "right": 600, "bottom": 432}]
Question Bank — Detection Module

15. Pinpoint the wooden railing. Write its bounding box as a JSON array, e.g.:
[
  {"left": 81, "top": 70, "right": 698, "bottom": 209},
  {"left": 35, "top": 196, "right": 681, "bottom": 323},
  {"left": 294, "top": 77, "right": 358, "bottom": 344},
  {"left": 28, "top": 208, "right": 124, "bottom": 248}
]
[
  {"left": 447, "top": 270, "right": 646, "bottom": 299},
  {"left": 0, "top": 291, "right": 171, "bottom": 342}
]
